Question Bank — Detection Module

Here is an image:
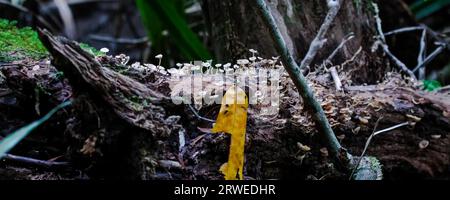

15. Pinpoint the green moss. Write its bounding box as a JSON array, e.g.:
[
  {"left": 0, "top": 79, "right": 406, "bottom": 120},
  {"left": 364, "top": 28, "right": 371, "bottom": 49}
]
[
  {"left": 79, "top": 43, "right": 105, "bottom": 57},
  {"left": 0, "top": 18, "right": 104, "bottom": 62},
  {"left": 353, "top": 156, "right": 383, "bottom": 180},
  {"left": 0, "top": 19, "right": 48, "bottom": 62}
]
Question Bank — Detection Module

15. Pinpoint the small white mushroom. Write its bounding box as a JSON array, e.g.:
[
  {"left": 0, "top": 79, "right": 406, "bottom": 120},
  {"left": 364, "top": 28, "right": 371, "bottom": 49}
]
[
  {"left": 419, "top": 140, "right": 429, "bottom": 149},
  {"left": 327, "top": 0, "right": 339, "bottom": 8},
  {"left": 167, "top": 68, "right": 179, "bottom": 75},
  {"left": 202, "top": 62, "right": 211, "bottom": 69},
  {"left": 155, "top": 54, "right": 163, "bottom": 66},
  {"left": 431, "top": 135, "right": 441, "bottom": 139},
  {"left": 237, "top": 59, "right": 250, "bottom": 65},
  {"left": 144, "top": 64, "right": 157, "bottom": 71},
  {"left": 100, "top": 48, "right": 109, "bottom": 54},
  {"left": 131, "top": 62, "right": 141, "bottom": 68},
  {"left": 191, "top": 65, "right": 201, "bottom": 71}
]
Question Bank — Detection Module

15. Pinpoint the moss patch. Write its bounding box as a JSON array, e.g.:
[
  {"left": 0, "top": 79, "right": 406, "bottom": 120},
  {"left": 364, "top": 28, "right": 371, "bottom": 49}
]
[
  {"left": 0, "top": 18, "right": 104, "bottom": 62},
  {"left": 0, "top": 19, "right": 49, "bottom": 62},
  {"left": 79, "top": 43, "right": 106, "bottom": 57}
]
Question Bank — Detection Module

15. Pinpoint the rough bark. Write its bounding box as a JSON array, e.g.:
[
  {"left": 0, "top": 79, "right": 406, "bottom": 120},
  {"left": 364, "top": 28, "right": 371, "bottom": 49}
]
[
  {"left": 202, "top": 0, "right": 417, "bottom": 83},
  {"left": 33, "top": 29, "right": 185, "bottom": 179},
  {"left": 185, "top": 70, "right": 450, "bottom": 180}
]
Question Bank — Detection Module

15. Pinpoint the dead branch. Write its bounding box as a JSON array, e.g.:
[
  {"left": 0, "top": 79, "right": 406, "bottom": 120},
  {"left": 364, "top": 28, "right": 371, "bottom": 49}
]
[
  {"left": 383, "top": 26, "right": 424, "bottom": 37},
  {"left": 381, "top": 44, "right": 416, "bottom": 79},
  {"left": 372, "top": 2, "right": 416, "bottom": 80},
  {"left": 88, "top": 34, "right": 149, "bottom": 45},
  {"left": 2, "top": 153, "right": 70, "bottom": 170},
  {"left": 38, "top": 28, "right": 170, "bottom": 131},
  {"left": 413, "top": 44, "right": 447, "bottom": 73},
  {"left": 187, "top": 104, "right": 215, "bottom": 123},
  {"left": 255, "top": 0, "right": 343, "bottom": 158},
  {"left": 323, "top": 32, "right": 355, "bottom": 67},
  {"left": 329, "top": 66, "right": 342, "bottom": 91},
  {"left": 417, "top": 29, "right": 427, "bottom": 80},
  {"left": 299, "top": 0, "right": 342, "bottom": 70}
]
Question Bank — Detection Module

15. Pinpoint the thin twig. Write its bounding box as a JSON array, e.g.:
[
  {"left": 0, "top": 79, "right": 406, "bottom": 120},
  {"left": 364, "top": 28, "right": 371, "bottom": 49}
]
[
  {"left": 89, "top": 34, "right": 149, "bottom": 45},
  {"left": 341, "top": 46, "right": 362, "bottom": 68},
  {"left": 417, "top": 29, "right": 427, "bottom": 80},
  {"left": 41, "top": 0, "right": 115, "bottom": 9},
  {"left": 436, "top": 85, "right": 450, "bottom": 93},
  {"left": 2, "top": 153, "right": 70, "bottom": 169},
  {"left": 413, "top": 44, "right": 446, "bottom": 73},
  {"left": 423, "top": 25, "right": 450, "bottom": 47},
  {"left": 349, "top": 119, "right": 410, "bottom": 179},
  {"left": 0, "top": 89, "right": 12, "bottom": 97},
  {"left": 373, "top": 121, "right": 410, "bottom": 136},
  {"left": 299, "top": 0, "right": 342, "bottom": 70},
  {"left": 373, "top": 23, "right": 447, "bottom": 80},
  {"left": 255, "top": 0, "right": 342, "bottom": 157},
  {"left": 373, "top": 3, "right": 386, "bottom": 43},
  {"left": 329, "top": 66, "right": 342, "bottom": 91},
  {"left": 372, "top": 2, "right": 416, "bottom": 80},
  {"left": 323, "top": 32, "right": 355, "bottom": 67},
  {"left": 187, "top": 104, "right": 215, "bottom": 123},
  {"left": 381, "top": 44, "right": 416, "bottom": 79},
  {"left": 383, "top": 26, "right": 424, "bottom": 37},
  {"left": 349, "top": 117, "right": 382, "bottom": 180}
]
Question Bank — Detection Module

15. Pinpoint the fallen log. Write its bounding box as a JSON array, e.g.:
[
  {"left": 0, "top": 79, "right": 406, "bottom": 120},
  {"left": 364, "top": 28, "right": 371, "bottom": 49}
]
[
  {"left": 185, "top": 71, "right": 450, "bottom": 180},
  {"left": 37, "top": 29, "right": 185, "bottom": 179},
  {"left": 1, "top": 30, "right": 448, "bottom": 180}
]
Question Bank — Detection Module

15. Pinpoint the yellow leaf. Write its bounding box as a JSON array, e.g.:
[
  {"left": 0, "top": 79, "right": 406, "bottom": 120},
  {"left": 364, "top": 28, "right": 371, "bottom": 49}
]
[{"left": 211, "top": 85, "right": 248, "bottom": 180}]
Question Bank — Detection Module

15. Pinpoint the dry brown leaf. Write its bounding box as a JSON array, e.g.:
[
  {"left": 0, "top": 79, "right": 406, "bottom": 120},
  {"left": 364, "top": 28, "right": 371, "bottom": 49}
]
[
  {"left": 80, "top": 135, "right": 97, "bottom": 156},
  {"left": 358, "top": 117, "right": 369, "bottom": 125}
]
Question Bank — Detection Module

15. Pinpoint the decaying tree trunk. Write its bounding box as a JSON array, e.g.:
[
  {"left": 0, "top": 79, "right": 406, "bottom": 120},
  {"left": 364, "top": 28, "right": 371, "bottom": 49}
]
[
  {"left": 36, "top": 29, "right": 185, "bottom": 179},
  {"left": 192, "top": 0, "right": 450, "bottom": 179},
  {"left": 202, "top": 0, "right": 417, "bottom": 83}
]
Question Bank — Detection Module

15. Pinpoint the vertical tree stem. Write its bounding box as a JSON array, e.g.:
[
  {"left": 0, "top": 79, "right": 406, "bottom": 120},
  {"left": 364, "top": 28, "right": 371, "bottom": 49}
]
[{"left": 254, "top": 0, "right": 342, "bottom": 157}]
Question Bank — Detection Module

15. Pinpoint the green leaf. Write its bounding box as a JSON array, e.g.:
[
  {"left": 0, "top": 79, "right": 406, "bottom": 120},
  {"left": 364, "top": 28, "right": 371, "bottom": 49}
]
[
  {"left": 0, "top": 101, "right": 71, "bottom": 159},
  {"left": 423, "top": 80, "right": 442, "bottom": 91},
  {"left": 136, "top": 0, "right": 211, "bottom": 61},
  {"left": 136, "top": 0, "right": 166, "bottom": 55},
  {"left": 410, "top": 0, "right": 450, "bottom": 19}
]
